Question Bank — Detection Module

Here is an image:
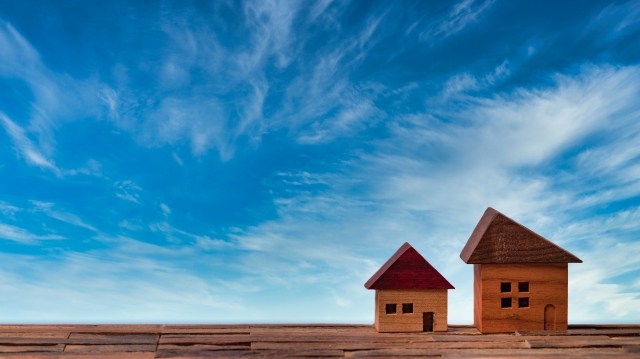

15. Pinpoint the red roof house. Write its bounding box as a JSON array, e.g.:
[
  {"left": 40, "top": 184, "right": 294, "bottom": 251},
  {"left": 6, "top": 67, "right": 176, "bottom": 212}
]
[{"left": 365, "top": 242, "right": 454, "bottom": 332}]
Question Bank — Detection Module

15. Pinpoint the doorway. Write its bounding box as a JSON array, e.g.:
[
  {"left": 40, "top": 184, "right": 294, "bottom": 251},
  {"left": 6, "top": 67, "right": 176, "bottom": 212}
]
[
  {"left": 423, "top": 312, "right": 434, "bottom": 332},
  {"left": 544, "top": 304, "right": 556, "bottom": 330}
]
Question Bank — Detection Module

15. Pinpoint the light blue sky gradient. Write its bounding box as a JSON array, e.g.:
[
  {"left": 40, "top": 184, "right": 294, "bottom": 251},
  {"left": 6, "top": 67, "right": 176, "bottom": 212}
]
[{"left": 1, "top": 0, "right": 640, "bottom": 323}]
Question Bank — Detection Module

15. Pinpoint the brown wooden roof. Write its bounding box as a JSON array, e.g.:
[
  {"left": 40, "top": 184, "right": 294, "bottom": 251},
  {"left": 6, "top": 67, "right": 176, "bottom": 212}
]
[
  {"left": 0, "top": 323, "right": 639, "bottom": 357},
  {"left": 460, "top": 207, "right": 582, "bottom": 264},
  {"left": 365, "top": 242, "right": 454, "bottom": 290}
]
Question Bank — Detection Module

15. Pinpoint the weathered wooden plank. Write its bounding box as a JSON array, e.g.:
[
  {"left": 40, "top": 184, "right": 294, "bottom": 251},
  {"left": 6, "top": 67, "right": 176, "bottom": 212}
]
[
  {"left": 569, "top": 324, "right": 640, "bottom": 329},
  {"left": 159, "top": 335, "right": 251, "bottom": 345},
  {"left": 251, "top": 334, "right": 437, "bottom": 341},
  {"left": 0, "top": 344, "right": 65, "bottom": 353},
  {"left": 444, "top": 353, "right": 639, "bottom": 358},
  {"left": 162, "top": 333, "right": 251, "bottom": 338},
  {"left": 157, "top": 344, "right": 251, "bottom": 351},
  {"left": 165, "top": 325, "right": 250, "bottom": 330},
  {"left": 155, "top": 349, "right": 344, "bottom": 357},
  {"left": 251, "top": 340, "right": 527, "bottom": 350},
  {"left": 67, "top": 333, "right": 159, "bottom": 342},
  {"left": 58, "top": 353, "right": 156, "bottom": 359},
  {"left": 624, "top": 345, "right": 640, "bottom": 353},
  {"left": 0, "top": 337, "right": 157, "bottom": 345},
  {"left": 63, "top": 344, "right": 157, "bottom": 353},
  {"left": 432, "top": 335, "right": 521, "bottom": 342},
  {"left": 162, "top": 329, "right": 251, "bottom": 335},
  {"left": 0, "top": 325, "right": 163, "bottom": 334},
  {"left": 517, "top": 329, "right": 640, "bottom": 337},
  {"left": 345, "top": 347, "right": 630, "bottom": 357},
  {"left": 159, "top": 334, "right": 435, "bottom": 345},
  {"left": 525, "top": 336, "right": 620, "bottom": 349},
  {"left": 0, "top": 332, "right": 70, "bottom": 338},
  {"left": 249, "top": 323, "right": 373, "bottom": 328}
]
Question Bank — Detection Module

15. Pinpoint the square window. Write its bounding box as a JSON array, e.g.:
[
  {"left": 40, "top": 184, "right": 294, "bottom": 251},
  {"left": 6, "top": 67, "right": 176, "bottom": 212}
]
[
  {"left": 402, "top": 303, "right": 413, "bottom": 314},
  {"left": 519, "top": 297, "right": 529, "bottom": 308},
  {"left": 501, "top": 282, "right": 511, "bottom": 293},
  {"left": 518, "top": 282, "right": 529, "bottom": 292},
  {"left": 501, "top": 298, "right": 512, "bottom": 308},
  {"left": 386, "top": 304, "right": 397, "bottom": 314}
]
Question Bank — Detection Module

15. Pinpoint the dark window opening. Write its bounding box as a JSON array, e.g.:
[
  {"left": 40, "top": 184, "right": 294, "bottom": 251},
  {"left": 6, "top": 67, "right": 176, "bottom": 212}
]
[
  {"left": 501, "top": 298, "right": 512, "bottom": 308},
  {"left": 519, "top": 297, "right": 530, "bottom": 308},
  {"left": 386, "top": 304, "right": 397, "bottom": 314},
  {"left": 402, "top": 303, "right": 413, "bottom": 314},
  {"left": 501, "top": 282, "right": 511, "bottom": 293},
  {"left": 519, "top": 282, "right": 529, "bottom": 292}
]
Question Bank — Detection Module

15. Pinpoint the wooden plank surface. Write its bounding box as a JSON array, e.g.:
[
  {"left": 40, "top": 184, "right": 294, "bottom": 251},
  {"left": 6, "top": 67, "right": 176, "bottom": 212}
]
[{"left": 0, "top": 324, "right": 638, "bottom": 357}]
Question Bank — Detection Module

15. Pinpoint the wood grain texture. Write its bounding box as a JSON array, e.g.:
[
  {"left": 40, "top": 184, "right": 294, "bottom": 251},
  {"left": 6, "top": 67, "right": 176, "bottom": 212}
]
[
  {"left": 474, "top": 263, "right": 569, "bottom": 333},
  {"left": 365, "top": 242, "right": 454, "bottom": 290},
  {"left": 0, "top": 324, "right": 637, "bottom": 357},
  {"left": 375, "top": 289, "right": 448, "bottom": 332},
  {"left": 460, "top": 207, "right": 582, "bottom": 264}
]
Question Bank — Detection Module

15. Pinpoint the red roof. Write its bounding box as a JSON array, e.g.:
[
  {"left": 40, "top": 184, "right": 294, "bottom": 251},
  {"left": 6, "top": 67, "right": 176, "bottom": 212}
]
[
  {"left": 364, "top": 242, "right": 454, "bottom": 290},
  {"left": 459, "top": 207, "right": 582, "bottom": 264}
]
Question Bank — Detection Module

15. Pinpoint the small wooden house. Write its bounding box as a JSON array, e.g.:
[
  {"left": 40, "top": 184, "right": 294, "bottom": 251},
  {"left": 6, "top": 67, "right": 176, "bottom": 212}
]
[
  {"left": 365, "top": 242, "right": 454, "bottom": 333},
  {"left": 460, "top": 207, "right": 582, "bottom": 333}
]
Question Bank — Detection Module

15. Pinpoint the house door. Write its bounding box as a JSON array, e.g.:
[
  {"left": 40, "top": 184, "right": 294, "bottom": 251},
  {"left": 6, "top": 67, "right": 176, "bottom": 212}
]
[
  {"left": 544, "top": 304, "right": 556, "bottom": 330},
  {"left": 423, "top": 312, "right": 434, "bottom": 332}
]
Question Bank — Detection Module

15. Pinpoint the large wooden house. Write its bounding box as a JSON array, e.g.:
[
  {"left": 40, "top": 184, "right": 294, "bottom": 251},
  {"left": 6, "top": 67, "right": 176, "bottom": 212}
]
[
  {"left": 365, "top": 242, "right": 454, "bottom": 332},
  {"left": 460, "top": 207, "right": 582, "bottom": 333}
]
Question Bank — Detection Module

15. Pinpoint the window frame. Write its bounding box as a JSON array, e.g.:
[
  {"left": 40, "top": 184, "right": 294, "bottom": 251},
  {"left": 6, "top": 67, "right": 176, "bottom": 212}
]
[
  {"left": 501, "top": 297, "right": 512, "bottom": 308},
  {"left": 385, "top": 303, "right": 397, "bottom": 314},
  {"left": 500, "top": 282, "right": 512, "bottom": 293},
  {"left": 402, "top": 303, "right": 413, "bottom": 314}
]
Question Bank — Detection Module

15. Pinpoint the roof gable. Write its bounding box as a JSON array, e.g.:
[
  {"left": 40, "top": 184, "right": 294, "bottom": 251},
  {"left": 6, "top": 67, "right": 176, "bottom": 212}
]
[
  {"left": 365, "top": 242, "right": 454, "bottom": 290},
  {"left": 460, "top": 207, "right": 582, "bottom": 264}
]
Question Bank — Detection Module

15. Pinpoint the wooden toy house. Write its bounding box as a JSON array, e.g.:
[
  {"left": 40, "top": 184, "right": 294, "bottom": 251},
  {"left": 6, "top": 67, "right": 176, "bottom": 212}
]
[
  {"left": 460, "top": 207, "right": 582, "bottom": 333},
  {"left": 365, "top": 242, "right": 454, "bottom": 332}
]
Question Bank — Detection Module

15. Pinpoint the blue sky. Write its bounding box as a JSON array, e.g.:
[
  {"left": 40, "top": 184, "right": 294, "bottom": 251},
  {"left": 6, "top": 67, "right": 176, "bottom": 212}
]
[{"left": 0, "top": 0, "right": 639, "bottom": 324}]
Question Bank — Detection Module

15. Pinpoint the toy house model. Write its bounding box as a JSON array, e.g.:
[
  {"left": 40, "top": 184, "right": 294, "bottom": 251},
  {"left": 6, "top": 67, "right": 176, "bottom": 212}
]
[
  {"left": 365, "top": 242, "right": 454, "bottom": 333},
  {"left": 460, "top": 207, "right": 582, "bottom": 333}
]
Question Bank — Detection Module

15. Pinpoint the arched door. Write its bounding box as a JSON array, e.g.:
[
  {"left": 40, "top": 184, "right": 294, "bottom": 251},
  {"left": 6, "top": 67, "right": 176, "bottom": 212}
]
[{"left": 544, "top": 304, "right": 556, "bottom": 330}]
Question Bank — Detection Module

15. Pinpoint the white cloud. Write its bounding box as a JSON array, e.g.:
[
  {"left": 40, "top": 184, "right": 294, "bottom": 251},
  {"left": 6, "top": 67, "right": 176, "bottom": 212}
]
[
  {"left": 0, "top": 113, "right": 60, "bottom": 175},
  {"left": 0, "top": 248, "right": 245, "bottom": 323},
  {"left": 0, "top": 201, "right": 21, "bottom": 218},
  {"left": 172, "top": 152, "right": 184, "bottom": 166},
  {"left": 30, "top": 201, "right": 99, "bottom": 232},
  {"left": 0, "top": 222, "right": 64, "bottom": 244},
  {"left": 419, "top": 0, "right": 496, "bottom": 42},
  {"left": 114, "top": 180, "right": 142, "bottom": 203},
  {"left": 0, "top": 21, "right": 112, "bottom": 173},
  {"left": 160, "top": 203, "right": 171, "bottom": 216}
]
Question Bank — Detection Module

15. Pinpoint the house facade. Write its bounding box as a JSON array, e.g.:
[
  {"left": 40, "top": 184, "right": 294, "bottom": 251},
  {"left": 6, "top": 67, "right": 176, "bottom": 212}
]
[
  {"left": 365, "top": 242, "right": 454, "bottom": 332},
  {"left": 460, "top": 207, "right": 582, "bottom": 333}
]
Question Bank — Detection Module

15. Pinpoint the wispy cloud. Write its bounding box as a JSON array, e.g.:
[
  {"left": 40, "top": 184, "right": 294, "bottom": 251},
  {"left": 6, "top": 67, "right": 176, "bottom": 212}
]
[
  {"left": 0, "top": 113, "right": 61, "bottom": 175},
  {"left": 418, "top": 0, "right": 496, "bottom": 42},
  {"left": 0, "top": 201, "right": 21, "bottom": 218},
  {"left": 114, "top": 180, "right": 142, "bottom": 204},
  {"left": 0, "top": 248, "right": 245, "bottom": 323},
  {"left": 440, "top": 60, "right": 510, "bottom": 99},
  {"left": 30, "top": 201, "right": 99, "bottom": 232},
  {"left": 0, "top": 222, "right": 64, "bottom": 244},
  {"left": 0, "top": 21, "right": 111, "bottom": 173}
]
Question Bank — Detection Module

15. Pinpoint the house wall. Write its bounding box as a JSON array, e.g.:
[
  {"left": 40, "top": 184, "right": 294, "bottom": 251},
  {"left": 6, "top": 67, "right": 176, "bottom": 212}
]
[
  {"left": 375, "top": 289, "right": 448, "bottom": 332},
  {"left": 474, "top": 263, "right": 568, "bottom": 333}
]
